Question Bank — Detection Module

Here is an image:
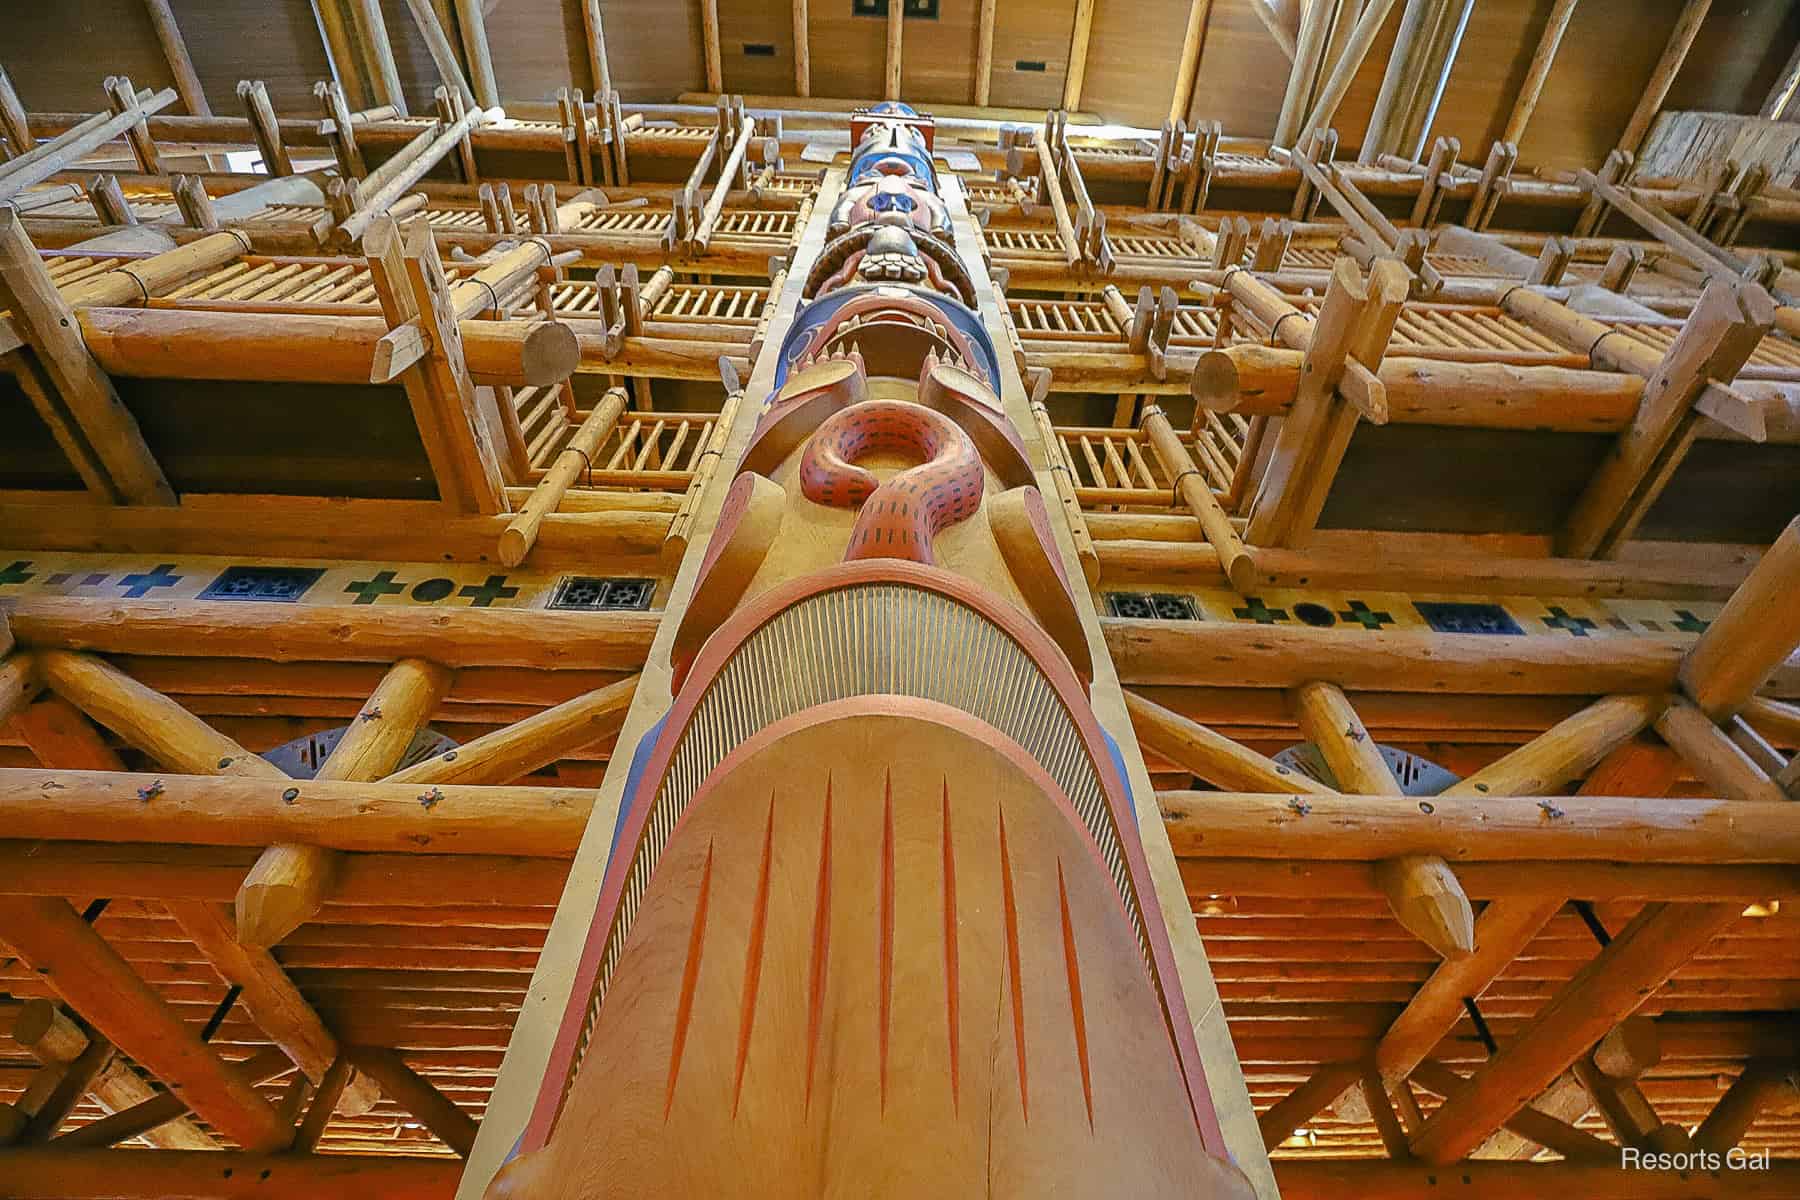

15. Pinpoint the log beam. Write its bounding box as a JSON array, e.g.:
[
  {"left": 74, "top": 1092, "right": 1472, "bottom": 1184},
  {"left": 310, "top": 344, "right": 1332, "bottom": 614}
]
[
  {"left": 974, "top": 0, "right": 997, "bottom": 107},
  {"left": 36, "top": 651, "right": 284, "bottom": 779},
  {"left": 1405, "top": 899, "right": 1743, "bottom": 1163},
  {"left": 0, "top": 210, "right": 174, "bottom": 506},
  {"left": 1063, "top": 0, "right": 1097, "bottom": 111},
  {"left": 0, "top": 898, "right": 291, "bottom": 1152},
  {"left": 1276, "top": 1159, "right": 1800, "bottom": 1199},
  {"left": 365, "top": 214, "right": 510, "bottom": 513},
  {"left": 385, "top": 673, "right": 638, "bottom": 785},
  {"left": 1157, "top": 789, "right": 1800, "bottom": 863},
  {"left": 0, "top": 1150, "right": 460, "bottom": 1199},
  {"left": 884, "top": 0, "right": 903, "bottom": 100},
  {"left": 793, "top": 0, "right": 810, "bottom": 96},
  {"left": 702, "top": 0, "right": 724, "bottom": 95},
  {"left": 0, "top": 768, "right": 591, "bottom": 856},
  {"left": 1693, "top": 1061, "right": 1799, "bottom": 1152},
  {"left": 452, "top": 0, "right": 499, "bottom": 109},
  {"left": 345, "top": 1046, "right": 478, "bottom": 1156},
  {"left": 165, "top": 902, "right": 384, "bottom": 1115},
  {"left": 5, "top": 597, "right": 658, "bottom": 671},
  {"left": 10, "top": 1001, "right": 215, "bottom": 1149},
  {"left": 1560, "top": 277, "right": 1772, "bottom": 557},
  {"left": 1679, "top": 514, "right": 1800, "bottom": 721},
  {"left": 1125, "top": 690, "right": 1330, "bottom": 795},
  {"left": 142, "top": 0, "right": 211, "bottom": 117},
  {"left": 1290, "top": 680, "right": 1473, "bottom": 959},
  {"left": 401, "top": 0, "right": 478, "bottom": 110},
  {"left": 1169, "top": 0, "right": 1215, "bottom": 126},
  {"left": 1295, "top": 0, "right": 1400, "bottom": 147},
  {"left": 239, "top": 656, "right": 454, "bottom": 948}
]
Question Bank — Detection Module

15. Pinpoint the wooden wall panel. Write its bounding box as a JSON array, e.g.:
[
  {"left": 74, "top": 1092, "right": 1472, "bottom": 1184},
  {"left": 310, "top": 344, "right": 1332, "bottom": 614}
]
[
  {"left": 481, "top": 0, "right": 590, "bottom": 105},
  {"left": 1, "top": 0, "right": 1794, "bottom": 168},
  {"left": 1082, "top": 0, "right": 1192, "bottom": 128},
  {"left": 170, "top": 0, "right": 334, "bottom": 113},
  {"left": 905, "top": 0, "right": 996, "bottom": 106},
  {"left": 1185, "top": 0, "right": 1294, "bottom": 135},
  {"left": 1, "top": 1, "right": 173, "bottom": 114},
  {"left": 716, "top": 0, "right": 799, "bottom": 98},
  {"left": 1514, "top": 0, "right": 1685, "bottom": 170},
  {"left": 1664, "top": 1, "right": 1800, "bottom": 118},
  {"left": 803, "top": 1, "right": 889, "bottom": 99},
  {"left": 987, "top": 0, "right": 1078, "bottom": 110},
  {"left": 1432, "top": 1, "right": 1556, "bottom": 156}
]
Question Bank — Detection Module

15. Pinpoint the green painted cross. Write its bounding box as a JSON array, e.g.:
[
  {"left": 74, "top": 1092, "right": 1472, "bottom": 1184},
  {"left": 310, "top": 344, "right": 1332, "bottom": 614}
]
[{"left": 345, "top": 571, "right": 407, "bottom": 604}]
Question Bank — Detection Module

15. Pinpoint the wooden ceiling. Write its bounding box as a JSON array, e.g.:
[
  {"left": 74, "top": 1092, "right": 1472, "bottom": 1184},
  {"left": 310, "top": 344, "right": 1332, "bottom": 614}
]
[{"left": 6, "top": 1, "right": 1798, "bottom": 170}]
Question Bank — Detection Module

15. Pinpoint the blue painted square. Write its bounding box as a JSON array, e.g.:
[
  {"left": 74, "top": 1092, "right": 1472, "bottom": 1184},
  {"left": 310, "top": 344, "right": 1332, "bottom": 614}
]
[
  {"left": 199, "top": 566, "right": 326, "bottom": 602},
  {"left": 1413, "top": 601, "right": 1524, "bottom": 636}
]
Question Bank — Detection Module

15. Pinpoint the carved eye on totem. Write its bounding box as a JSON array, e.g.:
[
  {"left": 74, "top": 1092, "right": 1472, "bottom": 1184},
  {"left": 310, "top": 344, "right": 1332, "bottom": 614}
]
[{"left": 869, "top": 192, "right": 916, "bottom": 214}]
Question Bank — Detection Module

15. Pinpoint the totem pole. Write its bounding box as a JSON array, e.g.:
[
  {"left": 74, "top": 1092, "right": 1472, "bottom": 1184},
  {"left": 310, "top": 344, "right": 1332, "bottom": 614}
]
[{"left": 486, "top": 104, "right": 1254, "bottom": 1199}]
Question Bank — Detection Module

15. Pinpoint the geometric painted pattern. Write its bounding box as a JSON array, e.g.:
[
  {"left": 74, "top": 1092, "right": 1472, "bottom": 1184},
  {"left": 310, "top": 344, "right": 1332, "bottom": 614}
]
[
  {"left": 0, "top": 549, "right": 661, "bottom": 612},
  {"left": 0, "top": 547, "right": 1724, "bottom": 639}
]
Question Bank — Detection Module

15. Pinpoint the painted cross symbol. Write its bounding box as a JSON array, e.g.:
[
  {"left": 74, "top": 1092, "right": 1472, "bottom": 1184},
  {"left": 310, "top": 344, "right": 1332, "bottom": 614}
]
[
  {"left": 0, "top": 560, "right": 36, "bottom": 589},
  {"left": 1233, "top": 596, "right": 1290, "bottom": 624},
  {"left": 1541, "top": 606, "right": 1597, "bottom": 637},
  {"left": 459, "top": 575, "right": 520, "bottom": 607},
  {"left": 345, "top": 571, "right": 407, "bottom": 604},
  {"left": 1338, "top": 600, "right": 1395, "bottom": 630},
  {"left": 1671, "top": 609, "right": 1712, "bottom": 634},
  {"left": 117, "top": 564, "right": 182, "bottom": 598}
]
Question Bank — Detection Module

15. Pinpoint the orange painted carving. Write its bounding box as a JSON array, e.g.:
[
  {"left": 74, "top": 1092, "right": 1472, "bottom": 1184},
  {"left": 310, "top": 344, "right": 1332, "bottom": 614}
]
[{"left": 799, "top": 399, "right": 984, "bottom": 565}]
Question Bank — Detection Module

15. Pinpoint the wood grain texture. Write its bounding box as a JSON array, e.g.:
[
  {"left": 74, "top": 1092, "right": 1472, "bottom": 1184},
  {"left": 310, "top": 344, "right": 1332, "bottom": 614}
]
[{"left": 486, "top": 703, "right": 1253, "bottom": 1199}]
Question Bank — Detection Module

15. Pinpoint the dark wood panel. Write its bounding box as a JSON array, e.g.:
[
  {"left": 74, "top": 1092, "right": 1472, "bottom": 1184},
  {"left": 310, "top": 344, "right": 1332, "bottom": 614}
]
[
  {"left": 169, "top": 0, "right": 334, "bottom": 113},
  {"left": 1, "top": 1, "right": 173, "bottom": 115},
  {"left": 482, "top": 0, "right": 591, "bottom": 105}
]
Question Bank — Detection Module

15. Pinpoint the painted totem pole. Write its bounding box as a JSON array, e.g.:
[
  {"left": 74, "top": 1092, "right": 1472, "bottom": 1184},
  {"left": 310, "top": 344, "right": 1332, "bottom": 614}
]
[{"left": 487, "top": 104, "right": 1253, "bottom": 1199}]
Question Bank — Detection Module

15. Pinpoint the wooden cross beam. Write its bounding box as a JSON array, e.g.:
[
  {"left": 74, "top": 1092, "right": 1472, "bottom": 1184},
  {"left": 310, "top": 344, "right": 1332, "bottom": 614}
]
[
  {"left": 1295, "top": 0, "right": 1399, "bottom": 148},
  {"left": 346, "top": 1047, "right": 479, "bottom": 1156},
  {"left": 1287, "top": 680, "right": 1474, "bottom": 960},
  {"left": 1063, "top": 0, "right": 1098, "bottom": 111},
  {"left": 0, "top": 898, "right": 293, "bottom": 1151},
  {"left": 0, "top": 767, "right": 594, "bottom": 854},
  {"left": 1242, "top": 257, "right": 1389, "bottom": 545},
  {"left": 0, "top": 66, "right": 32, "bottom": 159},
  {"left": 401, "top": 0, "right": 477, "bottom": 110},
  {"left": 451, "top": 0, "right": 498, "bottom": 109},
  {"left": 885, "top": 0, "right": 904, "bottom": 99},
  {"left": 237, "top": 81, "right": 293, "bottom": 176},
  {"left": 1502, "top": 0, "right": 1578, "bottom": 147},
  {"left": 365, "top": 215, "right": 510, "bottom": 513},
  {"left": 101, "top": 76, "right": 162, "bottom": 175},
  {"left": 6, "top": 594, "right": 659, "bottom": 670},
  {"left": 0, "top": 210, "right": 174, "bottom": 505},
  {"left": 10, "top": 1001, "right": 215, "bottom": 1148},
  {"left": 0, "top": 86, "right": 176, "bottom": 199},
  {"left": 1557, "top": 276, "right": 1772, "bottom": 557},
  {"left": 1579, "top": 166, "right": 1777, "bottom": 289},
  {"left": 1169, "top": 0, "right": 1215, "bottom": 126},
  {"left": 238, "top": 656, "right": 454, "bottom": 947},
  {"left": 0, "top": 1149, "right": 462, "bottom": 1197},
  {"left": 1404, "top": 897, "right": 1744, "bottom": 1163}
]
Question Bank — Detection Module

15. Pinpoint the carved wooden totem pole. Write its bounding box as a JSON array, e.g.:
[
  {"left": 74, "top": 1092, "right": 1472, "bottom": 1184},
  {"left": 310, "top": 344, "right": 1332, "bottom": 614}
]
[{"left": 486, "top": 105, "right": 1254, "bottom": 1199}]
